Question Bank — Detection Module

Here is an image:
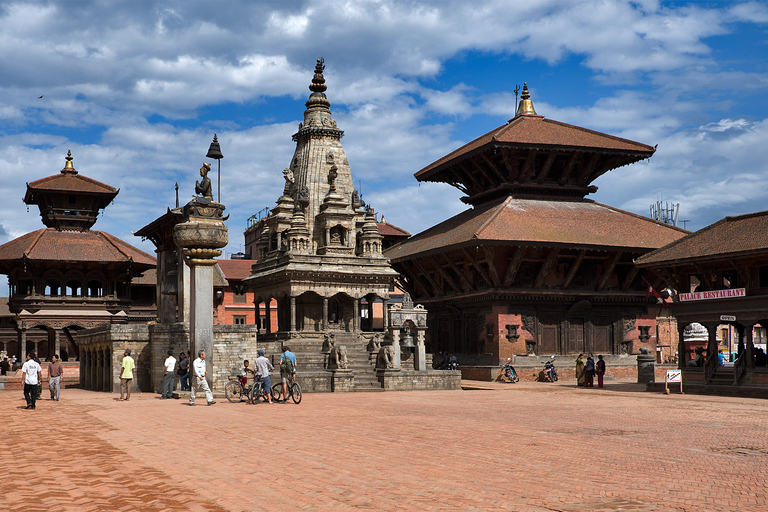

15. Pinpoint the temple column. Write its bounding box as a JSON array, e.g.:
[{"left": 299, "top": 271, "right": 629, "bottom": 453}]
[
  {"left": 382, "top": 299, "right": 389, "bottom": 331},
  {"left": 54, "top": 330, "right": 60, "bottom": 358},
  {"left": 34, "top": 341, "right": 40, "bottom": 359},
  {"left": 353, "top": 299, "right": 359, "bottom": 333},
  {"left": 323, "top": 297, "right": 329, "bottom": 331},
  {"left": 290, "top": 296, "right": 297, "bottom": 333},
  {"left": 677, "top": 325, "right": 685, "bottom": 370}
]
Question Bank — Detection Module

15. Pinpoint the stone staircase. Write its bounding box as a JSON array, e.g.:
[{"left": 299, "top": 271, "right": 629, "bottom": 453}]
[
  {"left": 328, "top": 333, "right": 383, "bottom": 392},
  {"left": 708, "top": 367, "right": 734, "bottom": 385}
]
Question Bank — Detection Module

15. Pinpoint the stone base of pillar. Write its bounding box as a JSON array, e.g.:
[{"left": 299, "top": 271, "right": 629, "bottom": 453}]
[
  {"left": 331, "top": 369, "right": 354, "bottom": 392},
  {"left": 637, "top": 353, "right": 656, "bottom": 384},
  {"left": 414, "top": 344, "right": 426, "bottom": 371}
]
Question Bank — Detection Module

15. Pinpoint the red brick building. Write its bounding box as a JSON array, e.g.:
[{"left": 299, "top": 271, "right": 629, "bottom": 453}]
[{"left": 385, "top": 85, "right": 687, "bottom": 364}]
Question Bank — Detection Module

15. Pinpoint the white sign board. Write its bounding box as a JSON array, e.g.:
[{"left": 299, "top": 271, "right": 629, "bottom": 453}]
[
  {"left": 678, "top": 288, "right": 745, "bottom": 302},
  {"left": 666, "top": 370, "right": 682, "bottom": 382},
  {"left": 720, "top": 315, "right": 736, "bottom": 322}
]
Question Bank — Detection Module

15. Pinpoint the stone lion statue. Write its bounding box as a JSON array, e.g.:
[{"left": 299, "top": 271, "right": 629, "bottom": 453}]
[
  {"left": 376, "top": 345, "right": 396, "bottom": 369},
  {"left": 328, "top": 345, "right": 348, "bottom": 370},
  {"left": 366, "top": 333, "right": 383, "bottom": 352},
  {"left": 322, "top": 332, "right": 336, "bottom": 353}
]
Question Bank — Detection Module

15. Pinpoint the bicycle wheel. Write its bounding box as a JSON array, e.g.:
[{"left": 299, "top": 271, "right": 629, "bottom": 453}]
[
  {"left": 250, "top": 382, "right": 262, "bottom": 403},
  {"left": 271, "top": 383, "right": 283, "bottom": 402},
  {"left": 225, "top": 380, "right": 243, "bottom": 403},
  {"left": 290, "top": 382, "right": 302, "bottom": 404}
]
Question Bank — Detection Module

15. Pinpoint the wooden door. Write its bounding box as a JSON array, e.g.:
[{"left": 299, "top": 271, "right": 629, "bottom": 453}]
[
  {"left": 568, "top": 318, "right": 585, "bottom": 353},
  {"left": 540, "top": 318, "right": 558, "bottom": 354},
  {"left": 592, "top": 317, "right": 612, "bottom": 354}
]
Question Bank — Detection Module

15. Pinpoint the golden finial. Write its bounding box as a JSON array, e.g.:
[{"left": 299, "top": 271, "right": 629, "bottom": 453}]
[
  {"left": 515, "top": 82, "right": 537, "bottom": 117},
  {"left": 62, "top": 149, "right": 77, "bottom": 174}
]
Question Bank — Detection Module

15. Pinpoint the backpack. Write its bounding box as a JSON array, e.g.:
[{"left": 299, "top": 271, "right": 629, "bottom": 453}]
[{"left": 280, "top": 355, "right": 294, "bottom": 374}]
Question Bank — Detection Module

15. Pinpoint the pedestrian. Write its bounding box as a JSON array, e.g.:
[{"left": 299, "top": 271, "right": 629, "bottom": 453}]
[
  {"left": 279, "top": 346, "right": 297, "bottom": 403},
  {"left": 596, "top": 354, "right": 606, "bottom": 388},
  {"left": 120, "top": 348, "right": 135, "bottom": 401},
  {"left": 189, "top": 350, "right": 215, "bottom": 406},
  {"left": 48, "top": 354, "right": 63, "bottom": 401},
  {"left": 575, "top": 353, "right": 585, "bottom": 386},
  {"left": 254, "top": 349, "right": 274, "bottom": 404},
  {"left": 162, "top": 350, "right": 176, "bottom": 399},
  {"left": 178, "top": 352, "right": 190, "bottom": 391},
  {"left": 584, "top": 353, "right": 595, "bottom": 388},
  {"left": 21, "top": 353, "right": 42, "bottom": 410}
]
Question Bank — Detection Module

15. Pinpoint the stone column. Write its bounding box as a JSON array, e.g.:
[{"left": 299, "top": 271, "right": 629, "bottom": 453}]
[
  {"left": 266, "top": 298, "right": 272, "bottom": 334},
  {"left": 323, "top": 297, "right": 329, "bottom": 331},
  {"left": 414, "top": 330, "right": 426, "bottom": 371},
  {"left": 353, "top": 299, "right": 359, "bottom": 333},
  {"left": 382, "top": 299, "right": 389, "bottom": 331},
  {"left": 290, "top": 296, "right": 297, "bottom": 333},
  {"left": 34, "top": 341, "right": 40, "bottom": 359},
  {"left": 391, "top": 328, "right": 401, "bottom": 370},
  {"left": 174, "top": 197, "right": 228, "bottom": 390},
  {"left": 54, "top": 330, "right": 60, "bottom": 358}
]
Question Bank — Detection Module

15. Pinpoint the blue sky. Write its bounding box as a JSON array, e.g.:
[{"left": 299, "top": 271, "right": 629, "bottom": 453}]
[{"left": 1, "top": 0, "right": 767, "bottom": 258}]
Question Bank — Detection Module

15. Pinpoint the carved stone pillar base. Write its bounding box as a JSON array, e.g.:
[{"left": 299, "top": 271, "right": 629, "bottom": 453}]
[{"left": 331, "top": 369, "right": 354, "bottom": 392}]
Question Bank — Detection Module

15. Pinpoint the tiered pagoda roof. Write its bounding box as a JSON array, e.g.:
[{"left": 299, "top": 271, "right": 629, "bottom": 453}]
[{"left": 415, "top": 84, "right": 655, "bottom": 205}]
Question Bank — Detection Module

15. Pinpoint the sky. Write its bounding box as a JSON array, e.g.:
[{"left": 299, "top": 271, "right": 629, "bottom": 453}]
[{"left": 1, "top": 0, "right": 767, "bottom": 259}]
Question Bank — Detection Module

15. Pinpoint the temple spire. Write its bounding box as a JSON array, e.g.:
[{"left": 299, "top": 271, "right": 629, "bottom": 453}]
[
  {"left": 305, "top": 57, "right": 331, "bottom": 110},
  {"left": 515, "top": 82, "right": 537, "bottom": 117}
]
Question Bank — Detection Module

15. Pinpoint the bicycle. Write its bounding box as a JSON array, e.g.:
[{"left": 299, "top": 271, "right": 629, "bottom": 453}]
[
  {"left": 271, "top": 377, "right": 302, "bottom": 404},
  {"left": 225, "top": 375, "right": 254, "bottom": 403},
  {"left": 250, "top": 376, "right": 273, "bottom": 404}
]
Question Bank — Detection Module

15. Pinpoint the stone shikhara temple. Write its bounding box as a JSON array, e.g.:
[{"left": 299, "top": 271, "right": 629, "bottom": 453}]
[
  {"left": 385, "top": 84, "right": 688, "bottom": 371},
  {"left": 243, "top": 59, "right": 458, "bottom": 391}
]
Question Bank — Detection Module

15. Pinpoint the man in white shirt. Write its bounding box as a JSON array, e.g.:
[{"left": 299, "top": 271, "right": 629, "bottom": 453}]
[
  {"left": 189, "top": 349, "right": 215, "bottom": 406},
  {"left": 21, "top": 353, "right": 42, "bottom": 410},
  {"left": 162, "top": 350, "right": 176, "bottom": 399}
]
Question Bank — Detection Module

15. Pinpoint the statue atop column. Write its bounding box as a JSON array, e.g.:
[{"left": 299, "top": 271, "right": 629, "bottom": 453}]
[{"left": 195, "top": 163, "right": 213, "bottom": 201}]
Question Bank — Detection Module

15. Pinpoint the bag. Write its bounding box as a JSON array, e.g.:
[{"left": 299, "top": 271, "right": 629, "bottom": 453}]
[
  {"left": 280, "top": 356, "right": 294, "bottom": 375},
  {"left": 177, "top": 367, "right": 185, "bottom": 376}
]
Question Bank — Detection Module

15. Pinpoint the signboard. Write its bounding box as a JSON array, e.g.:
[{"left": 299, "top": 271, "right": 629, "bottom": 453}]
[
  {"left": 678, "top": 288, "right": 745, "bottom": 302},
  {"left": 666, "top": 370, "right": 682, "bottom": 382},
  {"left": 720, "top": 315, "right": 736, "bottom": 322}
]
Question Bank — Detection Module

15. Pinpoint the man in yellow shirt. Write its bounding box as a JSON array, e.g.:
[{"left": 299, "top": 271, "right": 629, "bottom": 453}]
[{"left": 120, "top": 349, "right": 135, "bottom": 401}]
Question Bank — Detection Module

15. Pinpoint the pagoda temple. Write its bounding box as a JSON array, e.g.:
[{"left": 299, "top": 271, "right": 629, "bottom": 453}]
[
  {"left": 0, "top": 151, "right": 155, "bottom": 362},
  {"left": 384, "top": 84, "right": 688, "bottom": 365},
  {"left": 244, "top": 59, "right": 398, "bottom": 339}
]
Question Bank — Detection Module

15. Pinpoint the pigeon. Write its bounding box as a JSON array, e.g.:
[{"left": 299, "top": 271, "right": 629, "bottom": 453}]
[{"left": 38, "top": 95, "right": 44, "bottom": 99}]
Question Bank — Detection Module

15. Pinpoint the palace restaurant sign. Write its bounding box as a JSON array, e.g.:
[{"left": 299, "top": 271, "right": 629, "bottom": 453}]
[{"left": 678, "top": 288, "right": 746, "bottom": 302}]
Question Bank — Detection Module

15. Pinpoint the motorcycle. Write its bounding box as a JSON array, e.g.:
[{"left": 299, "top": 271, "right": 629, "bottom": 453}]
[
  {"left": 499, "top": 358, "right": 519, "bottom": 383},
  {"left": 543, "top": 355, "right": 558, "bottom": 382}
]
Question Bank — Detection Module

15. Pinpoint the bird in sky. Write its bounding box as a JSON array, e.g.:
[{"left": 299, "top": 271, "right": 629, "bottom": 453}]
[{"left": 38, "top": 95, "right": 43, "bottom": 99}]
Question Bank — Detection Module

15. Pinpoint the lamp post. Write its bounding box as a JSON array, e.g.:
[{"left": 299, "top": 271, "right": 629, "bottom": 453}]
[{"left": 206, "top": 133, "right": 223, "bottom": 202}]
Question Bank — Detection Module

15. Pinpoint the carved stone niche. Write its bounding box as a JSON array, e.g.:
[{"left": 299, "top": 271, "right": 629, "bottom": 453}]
[
  {"left": 505, "top": 324, "right": 520, "bottom": 342},
  {"left": 638, "top": 325, "right": 651, "bottom": 343}
]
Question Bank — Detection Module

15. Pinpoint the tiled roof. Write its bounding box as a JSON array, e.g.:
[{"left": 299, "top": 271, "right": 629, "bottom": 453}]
[
  {"left": 216, "top": 259, "right": 255, "bottom": 281},
  {"left": 415, "top": 115, "right": 655, "bottom": 180},
  {"left": 636, "top": 210, "right": 768, "bottom": 266},
  {"left": 131, "top": 268, "right": 157, "bottom": 285},
  {"left": 384, "top": 197, "right": 687, "bottom": 261},
  {"left": 377, "top": 221, "right": 410, "bottom": 237},
  {"left": 27, "top": 171, "right": 117, "bottom": 195},
  {"left": 0, "top": 228, "right": 155, "bottom": 268}
]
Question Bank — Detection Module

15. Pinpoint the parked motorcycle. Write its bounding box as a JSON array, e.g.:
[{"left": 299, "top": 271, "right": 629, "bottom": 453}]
[
  {"left": 500, "top": 358, "right": 519, "bottom": 383},
  {"left": 543, "top": 355, "right": 558, "bottom": 382}
]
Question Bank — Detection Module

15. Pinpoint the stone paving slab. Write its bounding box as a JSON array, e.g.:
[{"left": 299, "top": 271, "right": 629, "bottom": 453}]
[{"left": 1, "top": 380, "right": 766, "bottom": 512}]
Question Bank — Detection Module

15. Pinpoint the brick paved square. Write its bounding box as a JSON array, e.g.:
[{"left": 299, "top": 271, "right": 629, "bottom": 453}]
[{"left": 1, "top": 381, "right": 766, "bottom": 512}]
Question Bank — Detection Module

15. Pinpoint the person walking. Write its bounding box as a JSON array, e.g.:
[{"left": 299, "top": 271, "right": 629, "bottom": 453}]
[
  {"left": 189, "top": 350, "right": 215, "bottom": 406},
  {"left": 22, "top": 353, "right": 42, "bottom": 410},
  {"left": 120, "top": 348, "right": 135, "bottom": 401},
  {"left": 254, "top": 349, "right": 274, "bottom": 404},
  {"left": 596, "top": 354, "right": 606, "bottom": 388},
  {"left": 575, "top": 353, "right": 585, "bottom": 386},
  {"left": 162, "top": 350, "right": 176, "bottom": 399},
  {"left": 279, "top": 346, "right": 297, "bottom": 403},
  {"left": 48, "top": 354, "right": 63, "bottom": 401}
]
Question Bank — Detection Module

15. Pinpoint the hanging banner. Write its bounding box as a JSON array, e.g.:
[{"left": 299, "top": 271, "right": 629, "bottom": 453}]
[{"left": 679, "top": 288, "right": 745, "bottom": 302}]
